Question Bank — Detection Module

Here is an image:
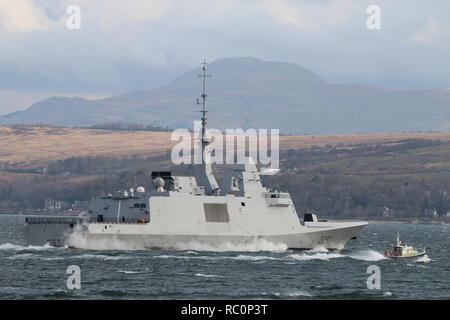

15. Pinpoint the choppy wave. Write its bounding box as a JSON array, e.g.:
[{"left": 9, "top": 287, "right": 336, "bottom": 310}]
[
  {"left": 281, "top": 290, "right": 313, "bottom": 297},
  {"left": 234, "top": 255, "right": 279, "bottom": 261},
  {"left": 104, "top": 256, "right": 135, "bottom": 261},
  {"left": 263, "top": 290, "right": 313, "bottom": 298},
  {"left": 235, "top": 250, "right": 385, "bottom": 262},
  {"left": 72, "top": 253, "right": 111, "bottom": 259},
  {"left": 156, "top": 251, "right": 344, "bottom": 262},
  {"left": 195, "top": 273, "right": 224, "bottom": 278},
  {"left": 154, "top": 254, "right": 222, "bottom": 261},
  {"left": 184, "top": 250, "right": 199, "bottom": 255},
  {"left": 416, "top": 254, "right": 432, "bottom": 263},
  {"left": 172, "top": 239, "right": 288, "bottom": 252},
  {"left": 0, "top": 242, "right": 58, "bottom": 251},
  {"left": 155, "top": 252, "right": 342, "bottom": 262},
  {"left": 154, "top": 248, "right": 391, "bottom": 263},
  {"left": 39, "top": 257, "right": 65, "bottom": 261},
  {"left": 348, "top": 249, "right": 387, "bottom": 261},
  {"left": 7, "top": 253, "right": 35, "bottom": 260},
  {"left": 287, "top": 252, "right": 344, "bottom": 261},
  {"left": 6, "top": 252, "right": 66, "bottom": 261},
  {"left": 117, "top": 270, "right": 144, "bottom": 274},
  {"left": 155, "top": 254, "right": 279, "bottom": 261},
  {"left": 71, "top": 253, "right": 137, "bottom": 261}
]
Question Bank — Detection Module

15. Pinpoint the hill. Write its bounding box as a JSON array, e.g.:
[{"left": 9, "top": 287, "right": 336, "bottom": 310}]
[
  {"left": 2, "top": 124, "right": 450, "bottom": 169},
  {"left": 1, "top": 57, "right": 450, "bottom": 134},
  {"left": 2, "top": 125, "right": 450, "bottom": 219}
]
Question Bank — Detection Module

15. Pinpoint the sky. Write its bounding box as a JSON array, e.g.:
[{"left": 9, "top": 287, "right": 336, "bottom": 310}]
[{"left": 0, "top": 0, "right": 449, "bottom": 115}]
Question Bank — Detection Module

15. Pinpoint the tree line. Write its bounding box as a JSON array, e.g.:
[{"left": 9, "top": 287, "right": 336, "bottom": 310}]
[{"left": 2, "top": 138, "right": 450, "bottom": 219}]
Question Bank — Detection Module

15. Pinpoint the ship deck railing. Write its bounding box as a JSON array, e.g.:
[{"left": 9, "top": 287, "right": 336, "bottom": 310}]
[
  {"left": 90, "top": 219, "right": 150, "bottom": 225},
  {"left": 25, "top": 216, "right": 149, "bottom": 225}
]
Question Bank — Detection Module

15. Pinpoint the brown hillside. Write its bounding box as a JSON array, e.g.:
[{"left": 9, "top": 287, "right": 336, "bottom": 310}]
[{"left": 2, "top": 125, "right": 450, "bottom": 168}]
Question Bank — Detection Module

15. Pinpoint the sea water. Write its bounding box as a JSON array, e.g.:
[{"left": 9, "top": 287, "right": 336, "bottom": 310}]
[{"left": 0, "top": 215, "right": 448, "bottom": 299}]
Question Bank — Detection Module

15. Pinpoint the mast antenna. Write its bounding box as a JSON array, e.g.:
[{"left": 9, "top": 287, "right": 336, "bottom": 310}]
[
  {"left": 102, "top": 158, "right": 108, "bottom": 195},
  {"left": 197, "top": 59, "right": 211, "bottom": 164}
]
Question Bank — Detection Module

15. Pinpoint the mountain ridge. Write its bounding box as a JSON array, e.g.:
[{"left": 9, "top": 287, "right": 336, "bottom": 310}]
[{"left": 1, "top": 56, "right": 449, "bottom": 134}]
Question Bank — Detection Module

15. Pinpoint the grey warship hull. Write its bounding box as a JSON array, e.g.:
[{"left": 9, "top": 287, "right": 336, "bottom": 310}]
[{"left": 25, "top": 220, "right": 366, "bottom": 250}]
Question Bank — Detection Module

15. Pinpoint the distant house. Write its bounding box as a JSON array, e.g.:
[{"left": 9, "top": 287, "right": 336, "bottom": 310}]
[
  {"left": 382, "top": 207, "right": 390, "bottom": 217},
  {"left": 36, "top": 167, "right": 47, "bottom": 174}
]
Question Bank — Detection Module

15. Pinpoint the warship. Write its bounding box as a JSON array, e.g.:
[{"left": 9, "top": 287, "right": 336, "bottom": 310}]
[{"left": 24, "top": 61, "right": 367, "bottom": 250}]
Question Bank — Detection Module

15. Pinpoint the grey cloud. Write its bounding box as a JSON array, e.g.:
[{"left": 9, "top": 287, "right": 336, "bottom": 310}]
[{"left": 0, "top": 0, "right": 449, "bottom": 98}]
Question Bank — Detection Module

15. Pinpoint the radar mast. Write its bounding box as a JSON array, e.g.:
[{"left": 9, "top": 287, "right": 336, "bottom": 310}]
[
  {"left": 192, "top": 59, "right": 220, "bottom": 195},
  {"left": 197, "top": 59, "right": 211, "bottom": 164}
]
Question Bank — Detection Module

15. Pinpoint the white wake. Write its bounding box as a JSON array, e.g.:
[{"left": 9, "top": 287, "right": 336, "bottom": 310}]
[
  {"left": 172, "top": 239, "right": 288, "bottom": 252},
  {"left": 66, "top": 226, "right": 288, "bottom": 252},
  {"left": 348, "top": 249, "right": 387, "bottom": 261},
  {"left": 0, "top": 242, "right": 58, "bottom": 251}
]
